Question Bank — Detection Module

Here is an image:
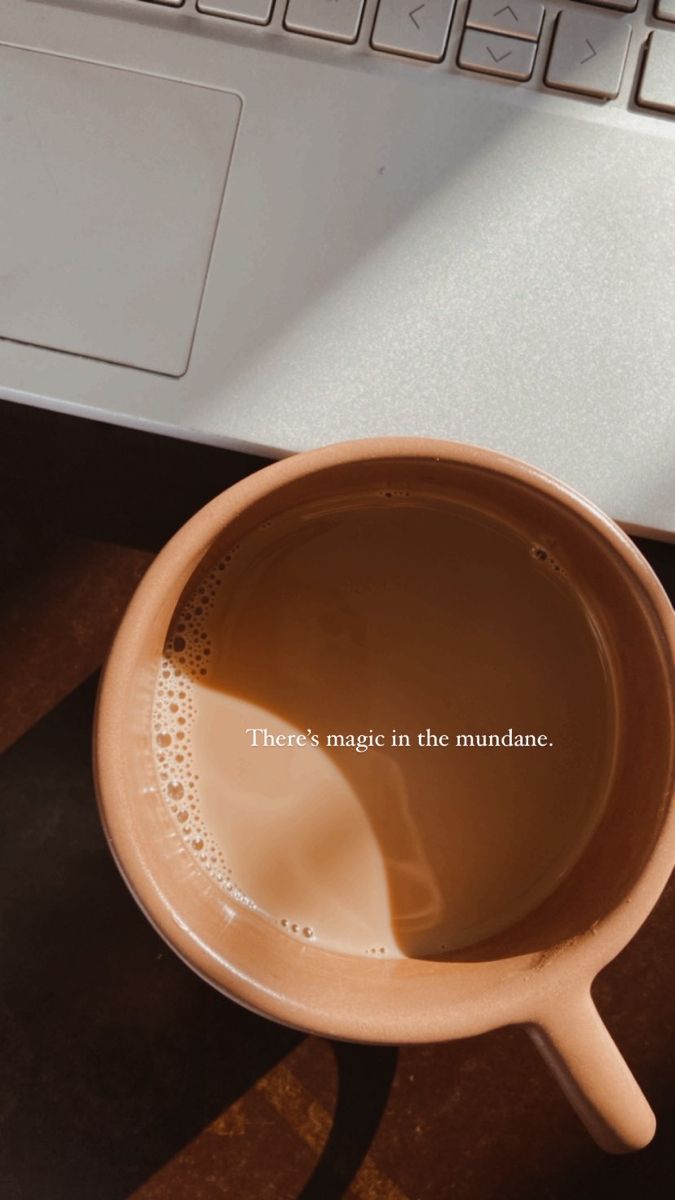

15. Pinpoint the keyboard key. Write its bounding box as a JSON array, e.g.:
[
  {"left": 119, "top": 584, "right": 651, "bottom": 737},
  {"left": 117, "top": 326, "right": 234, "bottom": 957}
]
[
  {"left": 198, "top": 0, "right": 274, "bottom": 21},
  {"left": 465, "top": 0, "right": 544, "bottom": 43},
  {"left": 458, "top": 30, "right": 536, "bottom": 79},
  {"left": 637, "top": 32, "right": 675, "bottom": 113},
  {"left": 284, "top": 0, "right": 366, "bottom": 42},
  {"left": 654, "top": 0, "right": 675, "bottom": 21},
  {"left": 544, "top": 11, "right": 630, "bottom": 99},
  {"left": 371, "top": 0, "right": 456, "bottom": 62},
  {"left": 571, "top": 0, "right": 636, "bottom": 9}
]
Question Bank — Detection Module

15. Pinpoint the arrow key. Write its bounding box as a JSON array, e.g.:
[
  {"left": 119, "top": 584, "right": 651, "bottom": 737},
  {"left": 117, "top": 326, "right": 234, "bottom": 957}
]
[
  {"left": 371, "top": 0, "right": 456, "bottom": 62},
  {"left": 466, "top": 0, "right": 545, "bottom": 43},
  {"left": 544, "top": 11, "right": 631, "bottom": 100},
  {"left": 458, "top": 30, "right": 537, "bottom": 80}
]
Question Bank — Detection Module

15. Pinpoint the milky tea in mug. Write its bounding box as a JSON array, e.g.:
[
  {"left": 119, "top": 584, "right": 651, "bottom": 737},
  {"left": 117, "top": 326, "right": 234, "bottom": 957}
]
[{"left": 150, "top": 473, "right": 616, "bottom": 961}]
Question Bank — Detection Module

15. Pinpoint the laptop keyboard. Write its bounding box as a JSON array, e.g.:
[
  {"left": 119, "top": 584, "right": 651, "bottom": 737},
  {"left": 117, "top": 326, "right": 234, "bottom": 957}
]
[{"left": 102, "top": 1, "right": 674, "bottom": 116}]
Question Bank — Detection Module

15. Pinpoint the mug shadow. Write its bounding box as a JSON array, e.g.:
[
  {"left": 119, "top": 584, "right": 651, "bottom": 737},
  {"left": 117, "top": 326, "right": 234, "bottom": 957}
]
[{"left": 298, "top": 1043, "right": 398, "bottom": 1200}]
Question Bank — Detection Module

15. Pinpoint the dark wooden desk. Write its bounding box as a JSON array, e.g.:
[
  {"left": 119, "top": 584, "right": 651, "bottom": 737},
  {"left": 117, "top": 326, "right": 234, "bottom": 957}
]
[{"left": 1, "top": 400, "right": 673, "bottom": 1200}]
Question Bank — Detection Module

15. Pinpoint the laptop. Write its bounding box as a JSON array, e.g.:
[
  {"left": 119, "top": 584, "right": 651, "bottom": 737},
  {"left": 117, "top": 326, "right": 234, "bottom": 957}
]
[{"left": 1, "top": 0, "right": 674, "bottom": 534}]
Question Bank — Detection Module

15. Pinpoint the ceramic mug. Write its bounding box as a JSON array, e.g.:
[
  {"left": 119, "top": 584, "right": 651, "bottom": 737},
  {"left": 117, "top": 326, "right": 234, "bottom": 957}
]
[{"left": 94, "top": 438, "right": 675, "bottom": 1153}]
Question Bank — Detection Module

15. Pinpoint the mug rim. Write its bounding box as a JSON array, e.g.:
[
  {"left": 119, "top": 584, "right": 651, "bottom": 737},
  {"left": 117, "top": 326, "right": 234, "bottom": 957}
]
[{"left": 94, "top": 436, "right": 675, "bottom": 1043}]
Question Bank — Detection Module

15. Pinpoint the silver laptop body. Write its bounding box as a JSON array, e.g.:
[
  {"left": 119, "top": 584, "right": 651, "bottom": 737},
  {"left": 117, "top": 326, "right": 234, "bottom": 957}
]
[{"left": 1, "top": 0, "right": 674, "bottom": 532}]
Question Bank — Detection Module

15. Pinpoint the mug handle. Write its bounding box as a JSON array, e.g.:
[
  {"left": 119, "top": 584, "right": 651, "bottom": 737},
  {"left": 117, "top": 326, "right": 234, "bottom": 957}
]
[{"left": 527, "top": 989, "right": 656, "bottom": 1153}]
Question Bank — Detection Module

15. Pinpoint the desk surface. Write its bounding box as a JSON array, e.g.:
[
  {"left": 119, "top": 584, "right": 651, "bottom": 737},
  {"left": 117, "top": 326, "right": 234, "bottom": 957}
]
[{"left": 0, "top": 400, "right": 673, "bottom": 1200}]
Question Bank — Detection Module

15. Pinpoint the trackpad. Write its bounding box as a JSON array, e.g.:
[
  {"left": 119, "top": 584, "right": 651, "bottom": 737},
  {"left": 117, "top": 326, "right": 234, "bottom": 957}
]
[{"left": 0, "top": 45, "right": 241, "bottom": 376}]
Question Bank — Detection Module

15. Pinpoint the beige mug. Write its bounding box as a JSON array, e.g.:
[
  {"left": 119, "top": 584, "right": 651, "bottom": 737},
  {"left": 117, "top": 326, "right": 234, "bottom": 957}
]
[{"left": 94, "top": 438, "right": 675, "bottom": 1154}]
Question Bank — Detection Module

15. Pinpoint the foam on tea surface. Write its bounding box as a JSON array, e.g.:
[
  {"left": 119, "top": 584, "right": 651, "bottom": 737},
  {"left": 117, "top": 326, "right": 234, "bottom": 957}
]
[{"left": 151, "top": 490, "right": 617, "bottom": 959}]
